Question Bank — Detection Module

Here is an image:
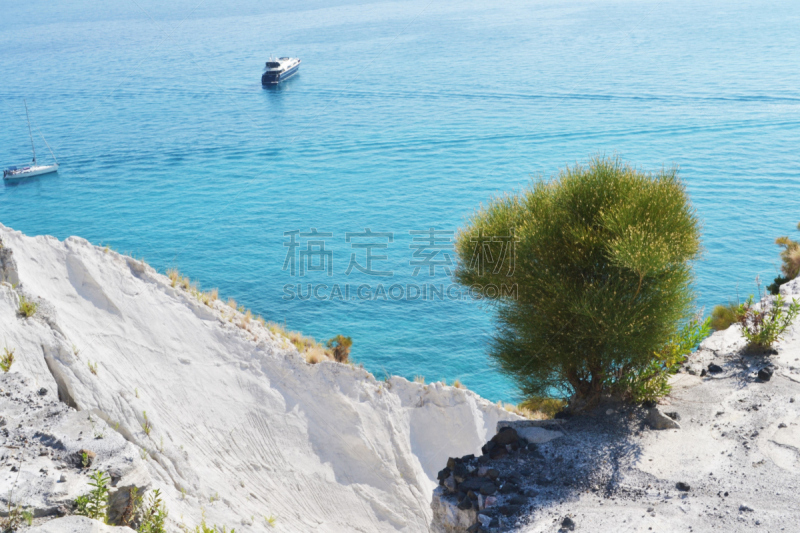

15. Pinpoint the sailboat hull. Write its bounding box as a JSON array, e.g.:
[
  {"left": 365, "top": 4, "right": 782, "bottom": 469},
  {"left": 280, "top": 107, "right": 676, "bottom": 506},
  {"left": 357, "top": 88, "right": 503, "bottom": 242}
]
[{"left": 3, "top": 164, "right": 59, "bottom": 180}]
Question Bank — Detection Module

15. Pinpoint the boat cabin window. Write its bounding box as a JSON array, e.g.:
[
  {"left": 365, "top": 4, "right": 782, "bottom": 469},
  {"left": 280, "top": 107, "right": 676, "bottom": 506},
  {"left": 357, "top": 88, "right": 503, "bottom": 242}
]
[{"left": 266, "top": 62, "right": 281, "bottom": 68}]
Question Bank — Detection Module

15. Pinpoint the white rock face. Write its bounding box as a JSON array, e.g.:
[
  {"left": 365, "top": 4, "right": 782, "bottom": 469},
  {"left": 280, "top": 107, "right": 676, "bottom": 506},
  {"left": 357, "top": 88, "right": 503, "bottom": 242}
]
[
  {"left": 0, "top": 224, "right": 517, "bottom": 532},
  {"left": 27, "top": 516, "right": 134, "bottom": 533}
]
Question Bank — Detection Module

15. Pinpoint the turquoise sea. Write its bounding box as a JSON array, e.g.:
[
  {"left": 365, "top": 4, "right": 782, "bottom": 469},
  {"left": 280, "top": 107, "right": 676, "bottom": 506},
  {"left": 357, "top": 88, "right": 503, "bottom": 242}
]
[{"left": 2, "top": 0, "right": 799, "bottom": 402}]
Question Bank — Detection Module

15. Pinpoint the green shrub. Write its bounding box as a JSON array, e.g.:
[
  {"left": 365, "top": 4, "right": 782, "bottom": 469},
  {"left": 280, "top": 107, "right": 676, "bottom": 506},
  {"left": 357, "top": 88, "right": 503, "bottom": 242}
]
[
  {"left": 710, "top": 302, "right": 743, "bottom": 330},
  {"left": 1, "top": 347, "right": 14, "bottom": 373},
  {"left": 454, "top": 157, "right": 701, "bottom": 407},
  {"left": 75, "top": 471, "right": 110, "bottom": 522},
  {"left": 326, "top": 335, "right": 353, "bottom": 363},
  {"left": 17, "top": 296, "right": 37, "bottom": 318},
  {"left": 738, "top": 294, "right": 800, "bottom": 351}
]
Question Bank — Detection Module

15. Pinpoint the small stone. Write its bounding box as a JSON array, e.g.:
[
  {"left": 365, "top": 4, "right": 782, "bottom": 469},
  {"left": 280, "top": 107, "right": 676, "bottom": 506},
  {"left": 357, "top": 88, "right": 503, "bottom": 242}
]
[
  {"left": 467, "top": 490, "right": 478, "bottom": 501},
  {"left": 779, "top": 423, "right": 787, "bottom": 428},
  {"left": 458, "top": 497, "right": 473, "bottom": 510},
  {"left": 524, "top": 488, "right": 539, "bottom": 498},
  {"left": 466, "top": 524, "right": 482, "bottom": 533},
  {"left": 483, "top": 496, "right": 497, "bottom": 508},
  {"left": 444, "top": 475, "right": 457, "bottom": 493},
  {"left": 447, "top": 457, "right": 457, "bottom": 470},
  {"left": 487, "top": 468, "right": 500, "bottom": 481},
  {"left": 700, "top": 369, "right": 707, "bottom": 377},
  {"left": 739, "top": 503, "right": 754, "bottom": 512},
  {"left": 647, "top": 507, "right": 654, "bottom": 512},
  {"left": 38, "top": 387, "right": 48, "bottom": 396},
  {"left": 477, "top": 514, "right": 492, "bottom": 528},
  {"left": 59, "top": 474, "right": 67, "bottom": 482},
  {"left": 606, "top": 408, "right": 615, "bottom": 415},
  {"left": 480, "top": 482, "right": 498, "bottom": 495},
  {"left": 437, "top": 467, "right": 451, "bottom": 483},
  {"left": 665, "top": 412, "right": 681, "bottom": 421},
  {"left": 676, "top": 482, "right": 691, "bottom": 492},
  {"left": 561, "top": 516, "right": 576, "bottom": 531},
  {"left": 757, "top": 367, "right": 773, "bottom": 381},
  {"left": 708, "top": 363, "right": 723, "bottom": 374}
]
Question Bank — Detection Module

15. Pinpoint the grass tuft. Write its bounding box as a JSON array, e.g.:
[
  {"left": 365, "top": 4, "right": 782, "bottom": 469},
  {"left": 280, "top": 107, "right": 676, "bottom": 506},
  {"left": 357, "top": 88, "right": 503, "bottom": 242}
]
[{"left": 18, "top": 295, "right": 37, "bottom": 318}]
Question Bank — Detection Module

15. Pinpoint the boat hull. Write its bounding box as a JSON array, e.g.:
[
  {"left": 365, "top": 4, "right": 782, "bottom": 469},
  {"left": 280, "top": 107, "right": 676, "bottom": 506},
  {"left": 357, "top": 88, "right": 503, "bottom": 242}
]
[{"left": 3, "top": 164, "right": 59, "bottom": 180}]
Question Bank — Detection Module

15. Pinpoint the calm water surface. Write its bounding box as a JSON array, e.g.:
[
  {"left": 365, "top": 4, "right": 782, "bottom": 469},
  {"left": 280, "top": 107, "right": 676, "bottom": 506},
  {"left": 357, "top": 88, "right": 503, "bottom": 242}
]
[{"left": 2, "top": 0, "right": 799, "bottom": 401}]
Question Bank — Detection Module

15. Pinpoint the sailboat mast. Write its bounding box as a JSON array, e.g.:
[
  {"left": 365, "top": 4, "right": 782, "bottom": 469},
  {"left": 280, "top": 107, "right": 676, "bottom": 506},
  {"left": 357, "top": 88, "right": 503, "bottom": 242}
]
[{"left": 24, "top": 99, "right": 36, "bottom": 165}]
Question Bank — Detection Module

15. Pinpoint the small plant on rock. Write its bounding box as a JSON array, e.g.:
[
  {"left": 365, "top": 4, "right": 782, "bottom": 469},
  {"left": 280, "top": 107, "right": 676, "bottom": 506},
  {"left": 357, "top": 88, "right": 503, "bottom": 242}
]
[
  {"left": 768, "top": 222, "right": 800, "bottom": 294},
  {"left": 326, "top": 335, "right": 352, "bottom": 363},
  {"left": 141, "top": 411, "right": 152, "bottom": 436},
  {"left": 137, "top": 489, "right": 168, "bottom": 533},
  {"left": 75, "top": 471, "right": 111, "bottom": 522},
  {"left": 1, "top": 504, "right": 34, "bottom": 532},
  {"left": 1, "top": 347, "right": 14, "bottom": 373},
  {"left": 738, "top": 294, "right": 800, "bottom": 351},
  {"left": 17, "top": 296, "right": 37, "bottom": 318},
  {"left": 710, "top": 301, "right": 743, "bottom": 331},
  {"left": 88, "top": 361, "right": 98, "bottom": 375}
]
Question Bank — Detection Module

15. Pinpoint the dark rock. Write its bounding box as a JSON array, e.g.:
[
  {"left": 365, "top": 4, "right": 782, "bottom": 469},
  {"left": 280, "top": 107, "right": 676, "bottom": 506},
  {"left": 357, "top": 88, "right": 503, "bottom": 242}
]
[
  {"left": 480, "top": 482, "right": 498, "bottom": 495},
  {"left": 779, "top": 423, "right": 787, "bottom": 428},
  {"left": 758, "top": 367, "right": 773, "bottom": 381},
  {"left": 481, "top": 440, "right": 496, "bottom": 455},
  {"left": 437, "top": 467, "right": 451, "bottom": 483},
  {"left": 700, "top": 369, "right": 707, "bottom": 377},
  {"left": 461, "top": 454, "right": 475, "bottom": 462},
  {"left": 458, "top": 498, "right": 473, "bottom": 510},
  {"left": 524, "top": 488, "right": 539, "bottom": 498},
  {"left": 467, "top": 490, "right": 478, "bottom": 501},
  {"left": 554, "top": 410, "right": 572, "bottom": 419},
  {"left": 447, "top": 457, "right": 458, "bottom": 470},
  {"left": 487, "top": 468, "right": 500, "bottom": 481},
  {"left": 493, "top": 427, "right": 519, "bottom": 446},
  {"left": 509, "top": 441, "right": 519, "bottom": 452},
  {"left": 499, "top": 504, "right": 521, "bottom": 516},
  {"left": 478, "top": 454, "right": 490, "bottom": 464},
  {"left": 708, "top": 363, "right": 723, "bottom": 374},
  {"left": 459, "top": 478, "right": 486, "bottom": 492},
  {"left": 37, "top": 388, "right": 48, "bottom": 396},
  {"left": 642, "top": 400, "right": 657, "bottom": 409},
  {"left": 453, "top": 463, "right": 469, "bottom": 482},
  {"left": 508, "top": 494, "right": 527, "bottom": 505},
  {"left": 739, "top": 503, "right": 754, "bottom": 512},
  {"left": 466, "top": 524, "right": 483, "bottom": 533},
  {"left": 444, "top": 475, "right": 456, "bottom": 493},
  {"left": 489, "top": 446, "right": 508, "bottom": 460},
  {"left": 665, "top": 412, "right": 681, "bottom": 421},
  {"left": 676, "top": 482, "right": 691, "bottom": 492},
  {"left": 499, "top": 482, "right": 518, "bottom": 494},
  {"left": 561, "top": 516, "right": 576, "bottom": 531}
]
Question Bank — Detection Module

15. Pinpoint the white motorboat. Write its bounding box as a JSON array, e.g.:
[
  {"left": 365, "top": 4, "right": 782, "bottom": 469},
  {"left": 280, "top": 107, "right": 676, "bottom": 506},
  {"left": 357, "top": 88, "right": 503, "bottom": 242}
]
[
  {"left": 261, "top": 56, "right": 301, "bottom": 85},
  {"left": 3, "top": 100, "right": 59, "bottom": 181}
]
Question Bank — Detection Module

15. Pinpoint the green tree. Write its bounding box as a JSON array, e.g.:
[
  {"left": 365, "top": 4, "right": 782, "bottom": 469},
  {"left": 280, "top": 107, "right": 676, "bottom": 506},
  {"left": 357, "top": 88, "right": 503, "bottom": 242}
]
[{"left": 455, "top": 157, "right": 701, "bottom": 408}]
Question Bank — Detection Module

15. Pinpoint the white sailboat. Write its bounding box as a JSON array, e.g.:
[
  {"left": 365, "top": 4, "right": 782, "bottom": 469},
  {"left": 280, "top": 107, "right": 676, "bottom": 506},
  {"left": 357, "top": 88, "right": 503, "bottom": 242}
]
[{"left": 3, "top": 100, "right": 59, "bottom": 180}]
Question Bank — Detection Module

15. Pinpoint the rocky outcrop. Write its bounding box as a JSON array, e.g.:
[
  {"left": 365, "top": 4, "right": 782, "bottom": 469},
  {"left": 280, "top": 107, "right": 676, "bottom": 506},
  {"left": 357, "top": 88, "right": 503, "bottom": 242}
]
[
  {"left": 0, "top": 373, "right": 149, "bottom": 520},
  {"left": 0, "top": 224, "right": 517, "bottom": 532}
]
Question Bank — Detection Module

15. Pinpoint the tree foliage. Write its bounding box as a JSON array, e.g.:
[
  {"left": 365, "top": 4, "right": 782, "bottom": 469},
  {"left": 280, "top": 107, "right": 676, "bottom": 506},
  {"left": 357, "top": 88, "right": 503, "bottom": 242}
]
[{"left": 455, "top": 157, "right": 701, "bottom": 406}]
